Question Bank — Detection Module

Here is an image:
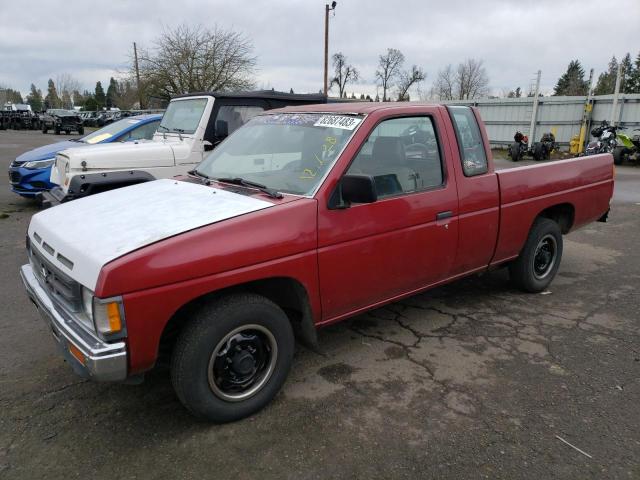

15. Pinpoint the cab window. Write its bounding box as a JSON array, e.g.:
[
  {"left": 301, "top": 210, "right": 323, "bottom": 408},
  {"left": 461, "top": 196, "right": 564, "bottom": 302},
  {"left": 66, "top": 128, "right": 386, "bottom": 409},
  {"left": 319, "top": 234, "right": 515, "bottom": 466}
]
[
  {"left": 346, "top": 116, "right": 443, "bottom": 198},
  {"left": 448, "top": 106, "right": 488, "bottom": 176}
]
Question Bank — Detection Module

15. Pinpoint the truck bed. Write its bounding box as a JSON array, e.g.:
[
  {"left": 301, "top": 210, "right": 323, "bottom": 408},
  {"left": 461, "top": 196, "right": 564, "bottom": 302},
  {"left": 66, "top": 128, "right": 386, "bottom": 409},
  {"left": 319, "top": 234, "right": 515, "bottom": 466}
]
[{"left": 491, "top": 154, "right": 614, "bottom": 264}]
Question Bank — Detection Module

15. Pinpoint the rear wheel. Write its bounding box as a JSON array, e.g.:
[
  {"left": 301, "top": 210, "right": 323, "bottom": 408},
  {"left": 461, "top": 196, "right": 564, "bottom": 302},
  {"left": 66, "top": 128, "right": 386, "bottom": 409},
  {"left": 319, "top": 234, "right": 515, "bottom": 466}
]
[
  {"left": 613, "top": 147, "right": 627, "bottom": 166},
  {"left": 533, "top": 142, "right": 545, "bottom": 161},
  {"left": 78, "top": 126, "right": 84, "bottom": 135},
  {"left": 509, "top": 217, "right": 563, "bottom": 293},
  {"left": 42, "top": 125, "right": 47, "bottom": 134},
  {"left": 171, "top": 293, "right": 295, "bottom": 423},
  {"left": 509, "top": 143, "right": 521, "bottom": 162}
]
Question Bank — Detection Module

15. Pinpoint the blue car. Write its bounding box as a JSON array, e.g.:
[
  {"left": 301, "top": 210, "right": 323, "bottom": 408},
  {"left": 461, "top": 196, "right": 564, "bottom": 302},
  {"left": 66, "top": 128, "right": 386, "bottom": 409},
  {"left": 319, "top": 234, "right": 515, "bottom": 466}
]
[{"left": 8, "top": 114, "right": 162, "bottom": 198}]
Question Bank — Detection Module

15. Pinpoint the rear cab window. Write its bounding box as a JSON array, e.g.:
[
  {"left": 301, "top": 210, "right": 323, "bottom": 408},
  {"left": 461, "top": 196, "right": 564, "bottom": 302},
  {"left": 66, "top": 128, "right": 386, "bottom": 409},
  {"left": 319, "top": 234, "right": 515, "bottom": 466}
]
[{"left": 447, "top": 106, "right": 488, "bottom": 176}]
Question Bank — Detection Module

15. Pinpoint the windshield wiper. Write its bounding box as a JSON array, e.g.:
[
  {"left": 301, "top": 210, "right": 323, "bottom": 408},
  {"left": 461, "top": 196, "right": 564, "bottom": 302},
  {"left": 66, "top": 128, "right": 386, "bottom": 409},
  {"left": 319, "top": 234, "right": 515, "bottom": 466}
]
[
  {"left": 216, "top": 177, "right": 283, "bottom": 199},
  {"left": 157, "top": 125, "right": 170, "bottom": 132},
  {"left": 188, "top": 169, "right": 212, "bottom": 185}
]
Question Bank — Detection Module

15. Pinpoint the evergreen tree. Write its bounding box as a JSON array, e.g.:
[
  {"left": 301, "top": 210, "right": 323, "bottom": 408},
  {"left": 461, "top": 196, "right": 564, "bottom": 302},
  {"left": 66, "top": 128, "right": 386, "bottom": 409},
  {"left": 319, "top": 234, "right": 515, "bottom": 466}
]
[
  {"left": 620, "top": 53, "right": 634, "bottom": 93},
  {"left": 105, "top": 77, "right": 118, "bottom": 108},
  {"left": 44, "top": 78, "right": 60, "bottom": 109},
  {"left": 594, "top": 56, "right": 618, "bottom": 95},
  {"left": 83, "top": 96, "right": 98, "bottom": 111},
  {"left": 3, "top": 88, "right": 23, "bottom": 104},
  {"left": 627, "top": 52, "right": 640, "bottom": 94},
  {"left": 553, "top": 60, "right": 589, "bottom": 96},
  {"left": 26, "top": 84, "right": 43, "bottom": 111},
  {"left": 94, "top": 81, "right": 106, "bottom": 109}
]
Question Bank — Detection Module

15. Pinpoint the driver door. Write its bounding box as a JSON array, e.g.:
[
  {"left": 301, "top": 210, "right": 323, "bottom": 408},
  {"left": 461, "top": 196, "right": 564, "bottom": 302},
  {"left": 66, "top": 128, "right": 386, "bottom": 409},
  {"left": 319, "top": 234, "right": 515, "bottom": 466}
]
[{"left": 317, "top": 112, "right": 459, "bottom": 321}]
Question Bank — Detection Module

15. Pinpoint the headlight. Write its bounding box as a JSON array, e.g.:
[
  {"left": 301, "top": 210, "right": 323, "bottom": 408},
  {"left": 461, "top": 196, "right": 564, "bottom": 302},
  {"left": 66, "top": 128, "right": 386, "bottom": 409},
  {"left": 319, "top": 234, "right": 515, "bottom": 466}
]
[
  {"left": 81, "top": 288, "right": 126, "bottom": 339},
  {"left": 23, "top": 158, "right": 55, "bottom": 169}
]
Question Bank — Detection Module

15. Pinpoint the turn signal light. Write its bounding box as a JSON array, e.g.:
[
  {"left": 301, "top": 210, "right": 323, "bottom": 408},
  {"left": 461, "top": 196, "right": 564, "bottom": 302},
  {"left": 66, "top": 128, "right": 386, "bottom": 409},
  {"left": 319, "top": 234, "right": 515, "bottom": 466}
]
[{"left": 106, "top": 302, "right": 122, "bottom": 333}]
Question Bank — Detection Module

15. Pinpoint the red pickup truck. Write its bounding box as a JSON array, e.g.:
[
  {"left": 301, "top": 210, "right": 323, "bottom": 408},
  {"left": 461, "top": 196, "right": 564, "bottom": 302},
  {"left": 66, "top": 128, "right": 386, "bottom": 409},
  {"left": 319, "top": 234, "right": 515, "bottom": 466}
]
[{"left": 21, "top": 103, "right": 614, "bottom": 422}]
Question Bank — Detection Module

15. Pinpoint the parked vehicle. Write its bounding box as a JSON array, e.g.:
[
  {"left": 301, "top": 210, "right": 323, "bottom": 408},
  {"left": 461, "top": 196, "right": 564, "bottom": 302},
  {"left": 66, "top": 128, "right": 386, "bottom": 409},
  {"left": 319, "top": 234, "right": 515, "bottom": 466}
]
[
  {"left": 508, "top": 131, "right": 529, "bottom": 161},
  {"left": 40, "top": 109, "right": 84, "bottom": 135},
  {"left": 8, "top": 114, "right": 161, "bottom": 198},
  {"left": 43, "top": 91, "right": 328, "bottom": 206},
  {"left": 532, "top": 132, "right": 558, "bottom": 161},
  {"left": 585, "top": 121, "right": 622, "bottom": 159},
  {"left": 20, "top": 103, "right": 613, "bottom": 422},
  {"left": 1, "top": 104, "right": 41, "bottom": 130},
  {"left": 612, "top": 128, "right": 640, "bottom": 165}
]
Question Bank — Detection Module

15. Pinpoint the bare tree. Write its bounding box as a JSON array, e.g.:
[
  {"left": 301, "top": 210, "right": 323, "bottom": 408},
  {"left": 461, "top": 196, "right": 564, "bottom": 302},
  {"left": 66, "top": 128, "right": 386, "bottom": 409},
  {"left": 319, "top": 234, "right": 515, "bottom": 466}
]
[
  {"left": 455, "top": 59, "right": 489, "bottom": 100},
  {"left": 431, "top": 59, "right": 489, "bottom": 100},
  {"left": 375, "top": 48, "right": 405, "bottom": 101},
  {"left": 396, "top": 65, "right": 426, "bottom": 101},
  {"left": 432, "top": 64, "right": 455, "bottom": 100},
  {"left": 55, "top": 73, "right": 81, "bottom": 104},
  {"left": 330, "top": 52, "right": 359, "bottom": 98},
  {"left": 136, "top": 24, "right": 257, "bottom": 99}
]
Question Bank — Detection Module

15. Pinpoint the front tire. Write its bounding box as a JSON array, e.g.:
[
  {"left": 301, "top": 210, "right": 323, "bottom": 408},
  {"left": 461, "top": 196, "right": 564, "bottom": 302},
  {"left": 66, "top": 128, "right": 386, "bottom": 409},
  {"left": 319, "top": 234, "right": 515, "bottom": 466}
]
[
  {"left": 509, "top": 217, "right": 563, "bottom": 293},
  {"left": 171, "top": 293, "right": 294, "bottom": 423},
  {"left": 509, "top": 143, "right": 521, "bottom": 162},
  {"left": 613, "top": 147, "right": 627, "bottom": 166},
  {"left": 533, "top": 142, "right": 545, "bottom": 161}
]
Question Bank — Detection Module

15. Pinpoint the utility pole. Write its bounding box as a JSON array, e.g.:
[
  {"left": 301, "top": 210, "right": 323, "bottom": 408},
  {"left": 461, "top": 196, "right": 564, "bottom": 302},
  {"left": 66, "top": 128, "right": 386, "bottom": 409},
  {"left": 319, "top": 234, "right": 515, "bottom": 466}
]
[
  {"left": 323, "top": 2, "right": 337, "bottom": 96},
  {"left": 610, "top": 63, "right": 623, "bottom": 126},
  {"left": 133, "top": 42, "right": 144, "bottom": 110},
  {"left": 527, "top": 70, "right": 541, "bottom": 148}
]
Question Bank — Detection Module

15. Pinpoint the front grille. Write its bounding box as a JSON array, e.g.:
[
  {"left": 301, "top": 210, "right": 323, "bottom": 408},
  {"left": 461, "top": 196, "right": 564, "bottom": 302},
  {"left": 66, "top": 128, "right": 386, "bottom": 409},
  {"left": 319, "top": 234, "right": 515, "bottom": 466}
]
[
  {"left": 9, "top": 171, "right": 21, "bottom": 184},
  {"left": 30, "top": 244, "right": 82, "bottom": 313}
]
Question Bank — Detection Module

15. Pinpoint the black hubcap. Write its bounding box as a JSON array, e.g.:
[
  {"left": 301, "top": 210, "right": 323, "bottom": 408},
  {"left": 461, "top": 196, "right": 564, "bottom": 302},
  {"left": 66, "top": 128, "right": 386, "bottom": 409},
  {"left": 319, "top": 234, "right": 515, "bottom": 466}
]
[
  {"left": 533, "top": 235, "right": 556, "bottom": 279},
  {"left": 208, "top": 326, "right": 277, "bottom": 401}
]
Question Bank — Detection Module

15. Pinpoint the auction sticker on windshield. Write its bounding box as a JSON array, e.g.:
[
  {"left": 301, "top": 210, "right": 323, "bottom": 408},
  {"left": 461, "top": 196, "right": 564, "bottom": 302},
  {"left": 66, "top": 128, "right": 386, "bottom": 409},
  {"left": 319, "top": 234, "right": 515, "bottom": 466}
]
[{"left": 313, "top": 115, "right": 362, "bottom": 130}]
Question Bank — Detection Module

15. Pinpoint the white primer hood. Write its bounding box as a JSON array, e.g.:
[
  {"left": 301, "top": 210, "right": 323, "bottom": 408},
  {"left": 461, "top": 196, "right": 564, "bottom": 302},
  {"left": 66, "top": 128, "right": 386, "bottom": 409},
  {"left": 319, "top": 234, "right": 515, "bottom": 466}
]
[{"left": 28, "top": 179, "right": 273, "bottom": 289}]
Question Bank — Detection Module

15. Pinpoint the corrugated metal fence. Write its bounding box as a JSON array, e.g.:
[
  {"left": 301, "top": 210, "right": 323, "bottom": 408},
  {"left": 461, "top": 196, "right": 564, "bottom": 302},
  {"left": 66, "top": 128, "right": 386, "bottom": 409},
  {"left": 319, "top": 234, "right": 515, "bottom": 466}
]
[{"left": 444, "top": 94, "right": 640, "bottom": 149}]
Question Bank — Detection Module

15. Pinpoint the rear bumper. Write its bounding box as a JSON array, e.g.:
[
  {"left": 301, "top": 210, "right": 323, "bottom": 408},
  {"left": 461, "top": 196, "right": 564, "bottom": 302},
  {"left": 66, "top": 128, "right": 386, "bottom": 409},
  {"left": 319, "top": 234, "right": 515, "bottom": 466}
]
[{"left": 20, "top": 264, "right": 127, "bottom": 381}]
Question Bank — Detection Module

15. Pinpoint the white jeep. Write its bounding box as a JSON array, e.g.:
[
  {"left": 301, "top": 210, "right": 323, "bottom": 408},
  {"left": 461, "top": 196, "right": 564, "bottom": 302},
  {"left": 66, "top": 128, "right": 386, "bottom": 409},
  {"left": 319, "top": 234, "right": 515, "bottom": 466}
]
[{"left": 43, "top": 91, "right": 327, "bottom": 206}]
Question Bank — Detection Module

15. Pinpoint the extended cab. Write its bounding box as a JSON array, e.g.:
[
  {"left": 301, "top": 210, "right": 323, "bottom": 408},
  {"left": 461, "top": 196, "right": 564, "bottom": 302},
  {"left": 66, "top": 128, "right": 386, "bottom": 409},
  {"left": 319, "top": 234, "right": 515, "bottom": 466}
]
[
  {"left": 44, "top": 91, "right": 328, "bottom": 205},
  {"left": 21, "top": 103, "right": 614, "bottom": 422}
]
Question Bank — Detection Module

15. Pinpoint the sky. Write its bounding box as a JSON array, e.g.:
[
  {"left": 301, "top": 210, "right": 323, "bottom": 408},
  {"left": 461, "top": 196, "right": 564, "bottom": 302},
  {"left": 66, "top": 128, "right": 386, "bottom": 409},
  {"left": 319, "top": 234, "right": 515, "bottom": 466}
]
[{"left": 1, "top": 0, "right": 639, "bottom": 101}]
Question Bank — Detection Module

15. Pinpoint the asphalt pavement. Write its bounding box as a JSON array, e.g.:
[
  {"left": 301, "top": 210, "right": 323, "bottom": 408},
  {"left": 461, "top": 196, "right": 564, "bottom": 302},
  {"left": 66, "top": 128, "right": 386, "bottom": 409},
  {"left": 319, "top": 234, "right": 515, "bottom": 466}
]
[{"left": 1, "top": 130, "right": 639, "bottom": 479}]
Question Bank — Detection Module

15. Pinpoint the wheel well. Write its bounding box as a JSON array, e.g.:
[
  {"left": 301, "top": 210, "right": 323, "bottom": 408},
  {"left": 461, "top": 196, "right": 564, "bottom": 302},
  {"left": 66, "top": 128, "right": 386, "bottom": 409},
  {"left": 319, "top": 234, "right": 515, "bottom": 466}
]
[
  {"left": 156, "top": 277, "right": 317, "bottom": 368},
  {"left": 537, "top": 203, "right": 574, "bottom": 234}
]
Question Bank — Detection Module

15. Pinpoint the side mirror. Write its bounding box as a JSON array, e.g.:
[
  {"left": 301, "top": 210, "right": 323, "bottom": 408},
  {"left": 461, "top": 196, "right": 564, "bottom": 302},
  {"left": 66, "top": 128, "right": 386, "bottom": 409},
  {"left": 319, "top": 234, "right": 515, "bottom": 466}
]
[
  {"left": 216, "top": 120, "right": 229, "bottom": 139},
  {"left": 340, "top": 174, "right": 377, "bottom": 205},
  {"left": 203, "top": 140, "right": 214, "bottom": 152}
]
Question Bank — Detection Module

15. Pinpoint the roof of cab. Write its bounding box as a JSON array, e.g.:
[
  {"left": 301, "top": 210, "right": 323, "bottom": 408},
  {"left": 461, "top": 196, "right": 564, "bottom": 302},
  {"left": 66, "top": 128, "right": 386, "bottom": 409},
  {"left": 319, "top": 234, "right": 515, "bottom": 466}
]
[
  {"left": 172, "top": 90, "right": 328, "bottom": 102},
  {"left": 265, "top": 101, "right": 445, "bottom": 115}
]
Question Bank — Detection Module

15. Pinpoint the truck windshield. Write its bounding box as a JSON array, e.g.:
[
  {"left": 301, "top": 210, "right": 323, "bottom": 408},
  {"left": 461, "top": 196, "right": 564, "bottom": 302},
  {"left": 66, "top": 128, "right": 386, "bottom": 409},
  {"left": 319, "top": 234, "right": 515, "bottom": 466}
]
[
  {"left": 158, "top": 98, "right": 208, "bottom": 134},
  {"left": 196, "top": 113, "right": 363, "bottom": 196}
]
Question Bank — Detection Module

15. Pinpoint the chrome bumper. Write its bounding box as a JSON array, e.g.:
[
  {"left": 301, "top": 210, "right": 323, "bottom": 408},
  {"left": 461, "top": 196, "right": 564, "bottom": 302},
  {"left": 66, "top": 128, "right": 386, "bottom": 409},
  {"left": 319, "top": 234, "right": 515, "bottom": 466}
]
[{"left": 20, "top": 264, "right": 127, "bottom": 381}]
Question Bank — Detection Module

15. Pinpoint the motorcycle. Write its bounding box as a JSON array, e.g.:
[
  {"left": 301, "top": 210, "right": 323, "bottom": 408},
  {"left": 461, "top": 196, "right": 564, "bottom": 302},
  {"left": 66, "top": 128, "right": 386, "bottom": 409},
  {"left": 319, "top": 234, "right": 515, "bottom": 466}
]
[
  {"left": 532, "top": 132, "right": 558, "bottom": 161},
  {"left": 585, "top": 121, "right": 620, "bottom": 157},
  {"left": 508, "top": 131, "right": 529, "bottom": 162},
  {"left": 612, "top": 128, "right": 640, "bottom": 165}
]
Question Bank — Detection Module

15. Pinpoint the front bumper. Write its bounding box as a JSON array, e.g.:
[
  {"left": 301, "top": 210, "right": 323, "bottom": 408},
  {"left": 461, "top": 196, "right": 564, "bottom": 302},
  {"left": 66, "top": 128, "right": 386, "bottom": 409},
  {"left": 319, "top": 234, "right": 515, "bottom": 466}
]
[
  {"left": 8, "top": 165, "right": 55, "bottom": 197},
  {"left": 20, "top": 264, "right": 128, "bottom": 381}
]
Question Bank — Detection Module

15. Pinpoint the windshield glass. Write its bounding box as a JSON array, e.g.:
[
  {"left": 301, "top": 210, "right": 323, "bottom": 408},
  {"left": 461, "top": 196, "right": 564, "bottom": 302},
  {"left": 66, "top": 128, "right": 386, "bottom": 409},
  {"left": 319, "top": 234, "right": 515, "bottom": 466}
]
[
  {"left": 158, "top": 98, "right": 208, "bottom": 134},
  {"left": 196, "top": 113, "right": 363, "bottom": 196},
  {"left": 81, "top": 118, "right": 143, "bottom": 144}
]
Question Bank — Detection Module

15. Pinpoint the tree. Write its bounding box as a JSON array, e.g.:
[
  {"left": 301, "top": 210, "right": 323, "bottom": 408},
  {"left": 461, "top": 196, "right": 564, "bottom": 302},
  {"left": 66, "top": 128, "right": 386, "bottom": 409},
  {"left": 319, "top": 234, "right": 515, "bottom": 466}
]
[
  {"left": 620, "top": 53, "right": 634, "bottom": 93},
  {"left": 0, "top": 87, "right": 23, "bottom": 104},
  {"left": 72, "top": 90, "right": 84, "bottom": 107},
  {"left": 136, "top": 24, "right": 257, "bottom": 100},
  {"left": 61, "top": 90, "right": 73, "bottom": 109},
  {"left": 94, "top": 81, "right": 106, "bottom": 109},
  {"left": 113, "top": 79, "right": 139, "bottom": 109},
  {"left": 44, "top": 78, "right": 60, "bottom": 109},
  {"left": 455, "top": 59, "right": 489, "bottom": 100},
  {"left": 396, "top": 65, "right": 426, "bottom": 101},
  {"left": 83, "top": 97, "right": 98, "bottom": 111},
  {"left": 432, "top": 64, "right": 455, "bottom": 100},
  {"left": 627, "top": 51, "right": 640, "bottom": 94},
  {"left": 594, "top": 55, "right": 618, "bottom": 95},
  {"left": 106, "top": 77, "right": 118, "bottom": 108},
  {"left": 330, "top": 52, "right": 359, "bottom": 98},
  {"left": 26, "top": 84, "right": 43, "bottom": 111},
  {"left": 375, "top": 48, "right": 405, "bottom": 101},
  {"left": 553, "top": 60, "right": 589, "bottom": 96},
  {"left": 507, "top": 86, "right": 522, "bottom": 98}
]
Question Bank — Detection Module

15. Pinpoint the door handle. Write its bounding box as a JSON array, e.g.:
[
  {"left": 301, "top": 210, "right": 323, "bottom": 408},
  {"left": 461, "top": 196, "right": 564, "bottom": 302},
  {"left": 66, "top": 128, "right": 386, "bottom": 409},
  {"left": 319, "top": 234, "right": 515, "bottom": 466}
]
[{"left": 436, "top": 211, "right": 453, "bottom": 221}]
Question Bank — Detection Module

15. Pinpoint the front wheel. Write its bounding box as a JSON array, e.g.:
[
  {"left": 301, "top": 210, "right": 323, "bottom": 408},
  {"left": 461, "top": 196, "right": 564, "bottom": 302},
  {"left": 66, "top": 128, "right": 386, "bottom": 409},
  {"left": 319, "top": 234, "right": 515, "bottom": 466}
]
[
  {"left": 533, "top": 142, "right": 545, "bottom": 161},
  {"left": 509, "top": 143, "right": 521, "bottom": 162},
  {"left": 509, "top": 217, "right": 563, "bottom": 293},
  {"left": 171, "top": 293, "right": 295, "bottom": 422},
  {"left": 613, "top": 147, "right": 627, "bottom": 166}
]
